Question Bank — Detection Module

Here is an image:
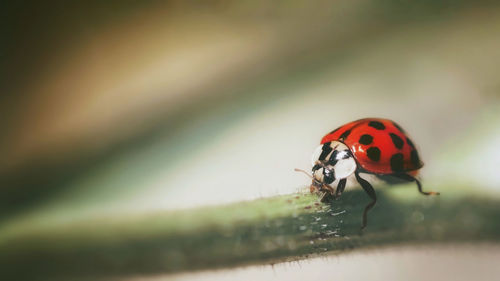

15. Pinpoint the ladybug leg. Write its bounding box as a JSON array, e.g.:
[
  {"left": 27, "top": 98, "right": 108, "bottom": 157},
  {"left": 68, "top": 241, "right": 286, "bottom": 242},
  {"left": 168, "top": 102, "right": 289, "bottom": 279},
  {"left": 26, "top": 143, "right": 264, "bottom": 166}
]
[
  {"left": 320, "top": 191, "right": 335, "bottom": 203},
  {"left": 394, "top": 174, "right": 440, "bottom": 196},
  {"left": 321, "top": 184, "right": 335, "bottom": 194},
  {"left": 334, "top": 178, "right": 347, "bottom": 199},
  {"left": 319, "top": 184, "right": 336, "bottom": 202},
  {"left": 355, "top": 172, "right": 377, "bottom": 229}
]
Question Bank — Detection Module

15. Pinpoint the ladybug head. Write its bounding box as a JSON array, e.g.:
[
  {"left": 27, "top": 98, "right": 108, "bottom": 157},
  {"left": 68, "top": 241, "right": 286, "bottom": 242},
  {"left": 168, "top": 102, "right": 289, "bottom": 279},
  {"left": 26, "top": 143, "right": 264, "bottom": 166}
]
[{"left": 310, "top": 141, "right": 357, "bottom": 189}]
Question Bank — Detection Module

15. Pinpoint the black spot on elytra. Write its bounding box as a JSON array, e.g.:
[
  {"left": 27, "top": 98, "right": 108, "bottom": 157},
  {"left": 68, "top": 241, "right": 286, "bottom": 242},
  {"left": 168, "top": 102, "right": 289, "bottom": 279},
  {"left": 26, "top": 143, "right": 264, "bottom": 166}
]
[
  {"left": 318, "top": 143, "right": 333, "bottom": 161},
  {"left": 368, "top": 121, "right": 385, "bottom": 130},
  {"left": 389, "top": 133, "right": 404, "bottom": 149},
  {"left": 359, "top": 134, "right": 373, "bottom": 145},
  {"left": 366, "top": 147, "right": 381, "bottom": 161},
  {"left": 339, "top": 129, "right": 351, "bottom": 139},
  {"left": 410, "top": 150, "right": 421, "bottom": 167},
  {"left": 390, "top": 153, "right": 405, "bottom": 172},
  {"left": 406, "top": 137, "right": 415, "bottom": 148},
  {"left": 392, "top": 121, "right": 405, "bottom": 133}
]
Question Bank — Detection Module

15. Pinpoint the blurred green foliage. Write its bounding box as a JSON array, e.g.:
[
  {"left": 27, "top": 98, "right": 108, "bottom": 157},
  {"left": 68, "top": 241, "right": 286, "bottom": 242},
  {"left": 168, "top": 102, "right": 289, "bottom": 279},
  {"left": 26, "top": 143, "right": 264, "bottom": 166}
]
[{"left": 1, "top": 184, "right": 499, "bottom": 280}]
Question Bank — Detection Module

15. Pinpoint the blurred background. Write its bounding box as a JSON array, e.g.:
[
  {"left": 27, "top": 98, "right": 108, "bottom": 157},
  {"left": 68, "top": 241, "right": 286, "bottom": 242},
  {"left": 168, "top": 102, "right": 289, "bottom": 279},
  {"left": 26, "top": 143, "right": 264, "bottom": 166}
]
[{"left": 1, "top": 0, "right": 500, "bottom": 279}]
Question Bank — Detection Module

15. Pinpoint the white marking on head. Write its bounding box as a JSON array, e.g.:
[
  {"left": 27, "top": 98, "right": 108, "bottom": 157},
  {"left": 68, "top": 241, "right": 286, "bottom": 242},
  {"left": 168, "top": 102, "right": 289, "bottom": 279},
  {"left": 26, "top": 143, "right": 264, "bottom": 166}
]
[
  {"left": 311, "top": 141, "right": 357, "bottom": 184},
  {"left": 334, "top": 155, "right": 356, "bottom": 179},
  {"left": 312, "top": 166, "right": 324, "bottom": 182},
  {"left": 311, "top": 145, "right": 324, "bottom": 167}
]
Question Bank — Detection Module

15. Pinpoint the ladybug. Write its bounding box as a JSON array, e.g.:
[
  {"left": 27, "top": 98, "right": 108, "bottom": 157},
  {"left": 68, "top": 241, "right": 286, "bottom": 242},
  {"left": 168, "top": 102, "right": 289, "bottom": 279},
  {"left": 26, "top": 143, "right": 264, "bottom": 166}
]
[{"left": 296, "top": 118, "right": 439, "bottom": 228}]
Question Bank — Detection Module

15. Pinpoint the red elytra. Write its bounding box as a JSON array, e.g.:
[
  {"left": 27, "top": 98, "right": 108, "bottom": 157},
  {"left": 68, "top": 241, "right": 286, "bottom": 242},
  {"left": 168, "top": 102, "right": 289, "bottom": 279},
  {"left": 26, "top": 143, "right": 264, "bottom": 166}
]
[{"left": 320, "top": 118, "right": 423, "bottom": 175}]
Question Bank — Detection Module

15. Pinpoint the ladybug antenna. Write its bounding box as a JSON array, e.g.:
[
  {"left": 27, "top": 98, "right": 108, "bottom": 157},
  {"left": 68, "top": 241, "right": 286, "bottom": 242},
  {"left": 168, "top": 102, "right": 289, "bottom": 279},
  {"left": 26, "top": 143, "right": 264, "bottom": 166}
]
[{"left": 294, "top": 168, "right": 313, "bottom": 180}]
